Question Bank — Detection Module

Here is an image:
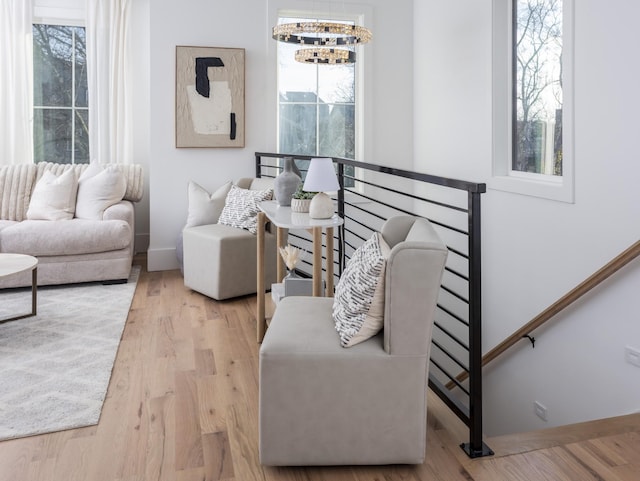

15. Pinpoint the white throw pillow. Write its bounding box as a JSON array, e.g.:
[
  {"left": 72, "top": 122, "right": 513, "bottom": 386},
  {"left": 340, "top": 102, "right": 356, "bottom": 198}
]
[
  {"left": 217, "top": 185, "right": 273, "bottom": 234},
  {"left": 26, "top": 169, "right": 78, "bottom": 221},
  {"left": 186, "top": 181, "right": 232, "bottom": 227},
  {"left": 75, "top": 164, "right": 126, "bottom": 220},
  {"left": 333, "top": 231, "right": 391, "bottom": 347}
]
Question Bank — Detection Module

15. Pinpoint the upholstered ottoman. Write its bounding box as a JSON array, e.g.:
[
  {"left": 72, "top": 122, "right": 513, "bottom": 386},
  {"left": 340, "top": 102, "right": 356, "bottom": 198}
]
[{"left": 183, "top": 223, "right": 277, "bottom": 300}]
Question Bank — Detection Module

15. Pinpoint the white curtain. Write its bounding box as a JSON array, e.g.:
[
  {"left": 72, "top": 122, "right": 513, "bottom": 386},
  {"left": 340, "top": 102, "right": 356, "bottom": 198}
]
[
  {"left": 0, "top": 0, "right": 34, "bottom": 165},
  {"left": 86, "top": 0, "right": 133, "bottom": 164}
]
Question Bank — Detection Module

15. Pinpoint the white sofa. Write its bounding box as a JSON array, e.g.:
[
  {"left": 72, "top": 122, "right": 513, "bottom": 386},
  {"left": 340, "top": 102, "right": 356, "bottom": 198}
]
[{"left": 0, "top": 162, "right": 144, "bottom": 288}]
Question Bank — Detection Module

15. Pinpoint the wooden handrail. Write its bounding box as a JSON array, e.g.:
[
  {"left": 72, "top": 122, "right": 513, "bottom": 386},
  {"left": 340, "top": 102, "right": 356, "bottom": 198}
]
[{"left": 450, "top": 240, "right": 640, "bottom": 387}]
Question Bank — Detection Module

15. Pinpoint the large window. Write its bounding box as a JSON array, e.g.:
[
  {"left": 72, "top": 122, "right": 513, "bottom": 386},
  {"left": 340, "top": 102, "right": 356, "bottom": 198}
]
[
  {"left": 277, "top": 15, "right": 357, "bottom": 175},
  {"left": 33, "top": 24, "right": 89, "bottom": 164},
  {"left": 513, "top": 0, "right": 563, "bottom": 176}
]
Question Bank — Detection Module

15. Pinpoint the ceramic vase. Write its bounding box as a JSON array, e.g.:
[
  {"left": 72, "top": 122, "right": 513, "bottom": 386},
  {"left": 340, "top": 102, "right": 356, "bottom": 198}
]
[
  {"left": 286, "top": 156, "right": 302, "bottom": 178},
  {"left": 274, "top": 157, "right": 301, "bottom": 206},
  {"left": 291, "top": 198, "right": 312, "bottom": 213}
]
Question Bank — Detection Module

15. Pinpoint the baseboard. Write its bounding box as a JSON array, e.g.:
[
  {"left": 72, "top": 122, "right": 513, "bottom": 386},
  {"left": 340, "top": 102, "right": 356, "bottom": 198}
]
[{"left": 147, "top": 247, "right": 179, "bottom": 271}]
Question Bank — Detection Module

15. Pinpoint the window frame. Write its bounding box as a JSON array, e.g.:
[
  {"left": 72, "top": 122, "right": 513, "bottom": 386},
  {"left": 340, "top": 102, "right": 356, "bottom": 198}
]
[
  {"left": 32, "top": 20, "right": 89, "bottom": 164},
  {"left": 490, "top": 0, "right": 574, "bottom": 203}
]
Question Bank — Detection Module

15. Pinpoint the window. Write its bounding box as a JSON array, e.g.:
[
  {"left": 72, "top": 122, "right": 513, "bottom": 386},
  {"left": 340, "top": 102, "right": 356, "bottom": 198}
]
[
  {"left": 276, "top": 15, "right": 357, "bottom": 184},
  {"left": 491, "top": 0, "right": 573, "bottom": 202},
  {"left": 513, "top": 0, "right": 562, "bottom": 176},
  {"left": 33, "top": 24, "right": 89, "bottom": 164}
]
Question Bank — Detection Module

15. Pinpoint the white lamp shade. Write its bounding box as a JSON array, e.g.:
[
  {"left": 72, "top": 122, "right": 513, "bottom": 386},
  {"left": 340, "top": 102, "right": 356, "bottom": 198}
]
[{"left": 302, "top": 158, "right": 340, "bottom": 193}]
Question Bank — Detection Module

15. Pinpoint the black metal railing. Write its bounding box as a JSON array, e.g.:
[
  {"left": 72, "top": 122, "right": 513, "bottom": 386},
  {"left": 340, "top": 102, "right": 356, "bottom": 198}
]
[{"left": 256, "top": 152, "right": 492, "bottom": 458}]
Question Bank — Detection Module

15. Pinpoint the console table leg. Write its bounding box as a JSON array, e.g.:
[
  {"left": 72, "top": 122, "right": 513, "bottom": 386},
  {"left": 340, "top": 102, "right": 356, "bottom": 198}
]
[
  {"left": 276, "top": 227, "right": 286, "bottom": 282},
  {"left": 257, "top": 212, "right": 266, "bottom": 342},
  {"left": 326, "top": 227, "right": 334, "bottom": 297},
  {"left": 312, "top": 227, "right": 322, "bottom": 296}
]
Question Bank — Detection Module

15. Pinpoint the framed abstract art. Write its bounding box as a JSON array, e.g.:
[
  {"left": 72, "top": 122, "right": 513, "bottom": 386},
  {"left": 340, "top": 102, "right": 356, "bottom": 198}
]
[{"left": 175, "top": 46, "right": 245, "bottom": 148}]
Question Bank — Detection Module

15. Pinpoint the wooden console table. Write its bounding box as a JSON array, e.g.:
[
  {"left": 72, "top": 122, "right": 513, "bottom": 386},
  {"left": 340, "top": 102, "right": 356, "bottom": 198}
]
[{"left": 256, "top": 201, "right": 343, "bottom": 342}]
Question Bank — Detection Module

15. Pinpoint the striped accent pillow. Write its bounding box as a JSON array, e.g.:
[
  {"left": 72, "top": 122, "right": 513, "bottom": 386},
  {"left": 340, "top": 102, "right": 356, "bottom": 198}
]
[
  {"left": 218, "top": 185, "right": 273, "bottom": 234},
  {"left": 333, "top": 231, "right": 391, "bottom": 347}
]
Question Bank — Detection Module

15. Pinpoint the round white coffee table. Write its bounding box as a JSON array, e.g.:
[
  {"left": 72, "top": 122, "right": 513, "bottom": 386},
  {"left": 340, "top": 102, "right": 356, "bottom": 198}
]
[{"left": 0, "top": 253, "right": 38, "bottom": 323}]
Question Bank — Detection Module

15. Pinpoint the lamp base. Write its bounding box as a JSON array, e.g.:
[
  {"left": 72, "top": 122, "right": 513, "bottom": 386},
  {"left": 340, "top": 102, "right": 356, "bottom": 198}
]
[{"left": 308, "top": 192, "right": 334, "bottom": 219}]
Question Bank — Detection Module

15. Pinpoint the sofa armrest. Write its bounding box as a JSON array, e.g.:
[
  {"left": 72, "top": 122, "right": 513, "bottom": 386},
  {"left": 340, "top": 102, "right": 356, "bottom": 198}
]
[
  {"left": 103, "top": 200, "right": 134, "bottom": 225},
  {"left": 104, "top": 200, "right": 135, "bottom": 255}
]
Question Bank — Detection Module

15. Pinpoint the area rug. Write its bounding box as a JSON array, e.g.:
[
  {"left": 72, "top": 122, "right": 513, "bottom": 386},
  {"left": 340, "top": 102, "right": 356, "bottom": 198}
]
[{"left": 0, "top": 266, "right": 140, "bottom": 441}]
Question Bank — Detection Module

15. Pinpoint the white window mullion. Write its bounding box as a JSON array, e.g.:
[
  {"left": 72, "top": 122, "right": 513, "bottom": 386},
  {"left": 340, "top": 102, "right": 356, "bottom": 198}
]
[{"left": 70, "top": 28, "right": 77, "bottom": 164}]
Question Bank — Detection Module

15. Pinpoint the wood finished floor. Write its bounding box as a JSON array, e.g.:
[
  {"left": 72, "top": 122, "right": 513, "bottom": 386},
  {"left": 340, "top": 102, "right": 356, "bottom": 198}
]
[{"left": 1, "top": 262, "right": 639, "bottom": 481}]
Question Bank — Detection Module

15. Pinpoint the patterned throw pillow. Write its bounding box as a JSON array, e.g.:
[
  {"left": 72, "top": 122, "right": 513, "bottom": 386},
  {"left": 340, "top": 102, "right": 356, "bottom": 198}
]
[
  {"left": 333, "top": 231, "right": 391, "bottom": 347},
  {"left": 218, "top": 185, "right": 273, "bottom": 234}
]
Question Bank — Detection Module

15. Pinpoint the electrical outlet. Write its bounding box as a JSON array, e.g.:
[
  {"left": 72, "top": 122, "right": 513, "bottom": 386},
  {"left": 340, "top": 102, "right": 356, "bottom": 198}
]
[
  {"left": 534, "top": 401, "right": 548, "bottom": 421},
  {"left": 625, "top": 346, "right": 640, "bottom": 368}
]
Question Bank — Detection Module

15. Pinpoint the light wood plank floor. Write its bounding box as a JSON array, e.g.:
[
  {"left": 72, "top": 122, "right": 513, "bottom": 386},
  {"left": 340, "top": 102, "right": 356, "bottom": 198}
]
[{"left": 1, "top": 262, "right": 638, "bottom": 481}]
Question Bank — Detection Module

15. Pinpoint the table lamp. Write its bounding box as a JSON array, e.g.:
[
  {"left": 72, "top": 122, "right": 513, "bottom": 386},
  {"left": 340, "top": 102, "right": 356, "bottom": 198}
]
[{"left": 302, "top": 158, "right": 340, "bottom": 219}]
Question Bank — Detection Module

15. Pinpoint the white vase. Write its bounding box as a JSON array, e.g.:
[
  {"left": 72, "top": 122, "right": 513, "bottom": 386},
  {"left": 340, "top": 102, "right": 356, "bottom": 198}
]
[{"left": 291, "top": 198, "right": 311, "bottom": 213}]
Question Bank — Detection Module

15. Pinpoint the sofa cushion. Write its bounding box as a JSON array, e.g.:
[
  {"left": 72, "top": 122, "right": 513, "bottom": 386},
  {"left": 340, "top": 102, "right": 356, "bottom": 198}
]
[
  {"left": 0, "top": 219, "right": 18, "bottom": 230},
  {"left": 333, "top": 231, "right": 391, "bottom": 347},
  {"left": 26, "top": 169, "right": 79, "bottom": 221},
  {"left": 75, "top": 164, "right": 127, "bottom": 220},
  {"left": 0, "top": 219, "right": 131, "bottom": 256},
  {"left": 218, "top": 185, "right": 273, "bottom": 234}
]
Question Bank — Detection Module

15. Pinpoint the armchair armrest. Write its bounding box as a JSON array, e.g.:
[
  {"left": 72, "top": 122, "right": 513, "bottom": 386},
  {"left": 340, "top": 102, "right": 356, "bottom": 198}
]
[{"left": 383, "top": 218, "right": 448, "bottom": 356}]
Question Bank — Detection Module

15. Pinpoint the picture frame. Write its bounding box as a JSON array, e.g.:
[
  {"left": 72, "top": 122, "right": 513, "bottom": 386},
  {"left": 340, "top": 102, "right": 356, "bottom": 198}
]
[{"left": 175, "top": 46, "right": 245, "bottom": 148}]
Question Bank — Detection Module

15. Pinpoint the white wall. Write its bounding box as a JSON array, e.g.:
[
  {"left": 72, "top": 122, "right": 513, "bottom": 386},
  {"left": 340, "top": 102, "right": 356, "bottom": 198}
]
[
  {"left": 147, "top": 0, "right": 414, "bottom": 271},
  {"left": 147, "top": 0, "right": 268, "bottom": 270},
  {"left": 414, "top": 0, "right": 640, "bottom": 436}
]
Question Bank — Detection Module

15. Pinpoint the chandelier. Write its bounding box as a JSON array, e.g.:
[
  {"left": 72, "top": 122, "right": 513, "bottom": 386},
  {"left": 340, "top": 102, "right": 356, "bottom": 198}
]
[
  {"left": 295, "top": 48, "right": 356, "bottom": 64},
  {"left": 272, "top": 21, "right": 372, "bottom": 65}
]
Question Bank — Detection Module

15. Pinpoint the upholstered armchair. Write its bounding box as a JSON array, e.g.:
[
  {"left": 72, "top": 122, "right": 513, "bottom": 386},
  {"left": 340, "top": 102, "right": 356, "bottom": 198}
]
[
  {"left": 183, "top": 177, "right": 277, "bottom": 300},
  {"left": 259, "top": 216, "right": 448, "bottom": 465}
]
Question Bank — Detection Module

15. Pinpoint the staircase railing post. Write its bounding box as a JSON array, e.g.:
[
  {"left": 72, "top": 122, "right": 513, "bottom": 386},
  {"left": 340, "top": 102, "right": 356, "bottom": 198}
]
[
  {"left": 336, "top": 160, "right": 345, "bottom": 276},
  {"left": 462, "top": 190, "right": 493, "bottom": 458}
]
